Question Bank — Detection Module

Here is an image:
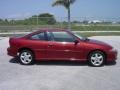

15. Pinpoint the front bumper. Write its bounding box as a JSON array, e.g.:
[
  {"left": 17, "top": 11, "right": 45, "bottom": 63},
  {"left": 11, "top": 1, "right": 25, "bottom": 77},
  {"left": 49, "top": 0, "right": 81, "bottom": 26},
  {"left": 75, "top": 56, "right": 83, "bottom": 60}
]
[{"left": 107, "top": 49, "right": 118, "bottom": 61}]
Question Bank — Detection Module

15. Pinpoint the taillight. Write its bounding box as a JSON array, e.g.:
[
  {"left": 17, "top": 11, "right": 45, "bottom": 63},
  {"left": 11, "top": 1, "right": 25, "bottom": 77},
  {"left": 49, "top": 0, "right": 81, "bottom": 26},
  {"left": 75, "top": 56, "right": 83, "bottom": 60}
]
[
  {"left": 9, "top": 37, "right": 20, "bottom": 47},
  {"left": 9, "top": 37, "right": 12, "bottom": 47}
]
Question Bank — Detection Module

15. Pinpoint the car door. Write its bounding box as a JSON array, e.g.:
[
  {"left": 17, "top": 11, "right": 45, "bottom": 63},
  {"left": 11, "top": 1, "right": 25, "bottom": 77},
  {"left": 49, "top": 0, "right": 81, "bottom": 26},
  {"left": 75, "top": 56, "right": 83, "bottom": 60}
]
[
  {"left": 45, "top": 31, "right": 83, "bottom": 60},
  {"left": 27, "top": 31, "right": 48, "bottom": 59}
]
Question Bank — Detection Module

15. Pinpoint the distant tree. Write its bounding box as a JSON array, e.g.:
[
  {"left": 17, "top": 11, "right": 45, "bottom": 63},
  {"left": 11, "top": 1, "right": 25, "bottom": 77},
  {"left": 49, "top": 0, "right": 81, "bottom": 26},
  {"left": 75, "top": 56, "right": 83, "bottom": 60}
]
[
  {"left": 9, "top": 20, "right": 15, "bottom": 25},
  {"left": 73, "top": 20, "right": 80, "bottom": 23},
  {"left": 63, "top": 21, "right": 67, "bottom": 24},
  {"left": 117, "top": 22, "right": 120, "bottom": 24},
  {"left": 0, "top": 19, "right": 3, "bottom": 21},
  {"left": 83, "top": 20, "right": 89, "bottom": 24},
  {"left": 28, "top": 15, "right": 38, "bottom": 25},
  {"left": 38, "top": 13, "right": 56, "bottom": 24},
  {"left": 5, "top": 19, "right": 8, "bottom": 22},
  {"left": 0, "top": 13, "right": 56, "bottom": 25},
  {"left": 52, "top": 0, "right": 76, "bottom": 29},
  {"left": 0, "top": 19, "right": 3, "bottom": 25},
  {"left": 4, "top": 19, "right": 9, "bottom": 25},
  {"left": 0, "top": 19, "right": 3, "bottom": 24}
]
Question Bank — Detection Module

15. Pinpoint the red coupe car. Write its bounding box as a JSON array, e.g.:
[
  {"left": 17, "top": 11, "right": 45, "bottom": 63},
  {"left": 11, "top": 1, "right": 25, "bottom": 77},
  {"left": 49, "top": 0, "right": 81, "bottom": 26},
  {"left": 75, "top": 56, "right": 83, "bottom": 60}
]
[{"left": 7, "top": 29, "right": 117, "bottom": 66}]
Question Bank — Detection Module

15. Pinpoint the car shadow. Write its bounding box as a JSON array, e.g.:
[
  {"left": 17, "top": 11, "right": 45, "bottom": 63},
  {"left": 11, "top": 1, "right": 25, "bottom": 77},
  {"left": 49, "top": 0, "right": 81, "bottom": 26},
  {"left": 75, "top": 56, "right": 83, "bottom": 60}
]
[
  {"left": 9, "top": 57, "right": 87, "bottom": 66},
  {"left": 9, "top": 57, "right": 20, "bottom": 64},
  {"left": 35, "top": 60, "right": 87, "bottom": 66},
  {"left": 106, "top": 61, "right": 117, "bottom": 66},
  {"left": 9, "top": 57, "right": 116, "bottom": 66}
]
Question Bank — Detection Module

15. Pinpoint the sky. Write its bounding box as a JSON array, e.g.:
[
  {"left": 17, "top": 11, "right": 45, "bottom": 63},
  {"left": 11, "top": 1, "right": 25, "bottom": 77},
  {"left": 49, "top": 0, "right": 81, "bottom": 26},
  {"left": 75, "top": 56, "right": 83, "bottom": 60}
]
[{"left": 0, "top": 0, "right": 120, "bottom": 20}]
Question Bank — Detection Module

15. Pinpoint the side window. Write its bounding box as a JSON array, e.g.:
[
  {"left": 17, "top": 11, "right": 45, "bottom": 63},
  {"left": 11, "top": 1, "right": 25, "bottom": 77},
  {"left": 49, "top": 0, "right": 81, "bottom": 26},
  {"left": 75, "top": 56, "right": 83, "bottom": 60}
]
[
  {"left": 51, "top": 31, "right": 75, "bottom": 42},
  {"left": 46, "top": 32, "right": 54, "bottom": 41},
  {"left": 30, "top": 32, "right": 46, "bottom": 40}
]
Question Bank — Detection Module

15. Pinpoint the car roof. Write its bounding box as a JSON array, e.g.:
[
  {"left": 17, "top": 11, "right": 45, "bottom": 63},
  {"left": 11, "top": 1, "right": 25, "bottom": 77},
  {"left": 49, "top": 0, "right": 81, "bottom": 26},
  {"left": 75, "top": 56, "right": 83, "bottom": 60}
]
[
  {"left": 37, "top": 28, "right": 70, "bottom": 32},
  {"left": 24, "top": 28, "right": 72, "bottom": 38}
]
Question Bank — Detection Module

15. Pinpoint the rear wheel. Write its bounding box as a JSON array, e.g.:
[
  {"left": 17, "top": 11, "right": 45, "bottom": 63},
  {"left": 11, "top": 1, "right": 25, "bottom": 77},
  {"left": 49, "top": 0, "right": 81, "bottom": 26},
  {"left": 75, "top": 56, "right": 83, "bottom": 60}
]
[
  {"left": 88, "top": 51, "right": 105, "bottom": 67},
  {"left": 19, "top": 50, "right": 34, "bottom": 65}
]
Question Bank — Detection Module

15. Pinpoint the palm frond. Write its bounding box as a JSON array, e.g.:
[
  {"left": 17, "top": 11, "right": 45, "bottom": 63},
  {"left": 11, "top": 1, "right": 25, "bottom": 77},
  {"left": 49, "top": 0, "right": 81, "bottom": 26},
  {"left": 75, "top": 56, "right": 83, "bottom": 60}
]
[
  {"left": 70, "top": 0, "right": 76, "bottom": 4},
  {"left": 52, "top": 0, "right": 76, "bottom": 9},
  {"left": 52, "top": 0, "right": 64, "bottom": 7}
]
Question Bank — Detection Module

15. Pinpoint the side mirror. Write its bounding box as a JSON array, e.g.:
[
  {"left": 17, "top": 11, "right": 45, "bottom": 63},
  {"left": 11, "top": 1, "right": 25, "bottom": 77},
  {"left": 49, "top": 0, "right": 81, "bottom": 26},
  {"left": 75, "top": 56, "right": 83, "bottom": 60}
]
[{"left": 74, "top": 40, "right": 79, "bottom": 45}]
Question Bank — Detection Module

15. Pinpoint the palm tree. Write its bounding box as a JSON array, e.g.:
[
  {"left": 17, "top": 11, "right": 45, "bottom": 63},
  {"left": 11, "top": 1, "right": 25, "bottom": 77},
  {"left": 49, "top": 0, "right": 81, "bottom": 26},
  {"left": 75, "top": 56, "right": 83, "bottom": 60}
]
[{"left": 52, "top": 0, "right": 76, "bottom": 30}]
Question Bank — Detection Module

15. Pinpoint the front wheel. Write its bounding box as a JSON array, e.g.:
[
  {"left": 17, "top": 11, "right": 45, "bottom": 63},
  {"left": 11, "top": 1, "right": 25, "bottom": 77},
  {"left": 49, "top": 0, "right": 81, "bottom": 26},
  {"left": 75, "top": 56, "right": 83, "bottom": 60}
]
[
  {"left": 88, "top": 51, "right": 105, "bottom": 67},
  {"left": 19, "top": 50, "right": 34, "bottom": 65}
]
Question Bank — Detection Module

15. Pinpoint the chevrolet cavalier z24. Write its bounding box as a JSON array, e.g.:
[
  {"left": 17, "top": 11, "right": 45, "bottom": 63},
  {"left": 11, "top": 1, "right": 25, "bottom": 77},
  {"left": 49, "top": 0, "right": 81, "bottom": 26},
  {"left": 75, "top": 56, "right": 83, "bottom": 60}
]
[{"left": 7, "top": 29, "right": 117, "bottom": 67}]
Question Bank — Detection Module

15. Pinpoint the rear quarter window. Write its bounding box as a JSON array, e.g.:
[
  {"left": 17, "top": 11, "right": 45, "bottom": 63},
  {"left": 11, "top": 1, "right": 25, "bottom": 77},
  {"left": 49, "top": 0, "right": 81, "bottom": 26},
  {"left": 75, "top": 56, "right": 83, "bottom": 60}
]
[{"left": 30, "top": 32, "right": 46, "bottom": 41}]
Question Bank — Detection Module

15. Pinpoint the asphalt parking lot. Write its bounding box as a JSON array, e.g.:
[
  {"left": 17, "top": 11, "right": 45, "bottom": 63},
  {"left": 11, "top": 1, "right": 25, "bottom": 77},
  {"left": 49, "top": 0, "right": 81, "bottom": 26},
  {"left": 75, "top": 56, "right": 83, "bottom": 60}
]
[{"left": 0, "top": 36, "right": 120, "bottom": 90}]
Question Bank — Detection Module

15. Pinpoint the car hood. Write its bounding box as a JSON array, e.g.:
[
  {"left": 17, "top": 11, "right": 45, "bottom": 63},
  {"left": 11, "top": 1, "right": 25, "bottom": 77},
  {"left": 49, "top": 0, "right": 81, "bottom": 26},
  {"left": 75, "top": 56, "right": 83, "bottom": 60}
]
[{"left": 86, "top": 39, "right": 113, "bottom": 48}]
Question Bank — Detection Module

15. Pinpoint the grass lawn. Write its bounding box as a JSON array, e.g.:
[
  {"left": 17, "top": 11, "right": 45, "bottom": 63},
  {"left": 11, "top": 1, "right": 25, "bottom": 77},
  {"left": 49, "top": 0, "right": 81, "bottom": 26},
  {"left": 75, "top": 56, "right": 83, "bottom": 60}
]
[
  {"left": 0, "top": 24, "right": 120, "bottom": 37},
  {"left": 76, "top": 32, "right": 120, "bottom": 37},
  {"left": 0, "top": 24, "right": 120, "bottom": 32},
  {"left": 72, "top": 25, "right": 120, "bottom": 31},
  {"left": 0, "top": 32, "right": 120, "bottom": 37}
]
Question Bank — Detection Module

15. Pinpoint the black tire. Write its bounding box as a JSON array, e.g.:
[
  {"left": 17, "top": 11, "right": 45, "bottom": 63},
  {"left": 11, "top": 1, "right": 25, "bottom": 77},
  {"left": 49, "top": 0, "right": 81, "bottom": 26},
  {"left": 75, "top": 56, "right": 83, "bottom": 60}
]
[
  {"left": 88, "top": 51, "right": 105, "bottom": 67},
  {"left": 19, "top": 50, "right": 34, "bottom": 65}
]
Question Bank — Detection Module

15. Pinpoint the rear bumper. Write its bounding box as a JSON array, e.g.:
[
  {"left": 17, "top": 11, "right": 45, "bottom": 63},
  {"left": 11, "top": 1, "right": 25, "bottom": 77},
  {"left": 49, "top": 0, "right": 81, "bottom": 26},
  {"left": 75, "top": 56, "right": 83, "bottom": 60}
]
[
  {"left": 7, "top": 47, "right": 17, "bottom": 57},
  {"left": 107, "top": 49, "right": 118, "bottom": 61}
]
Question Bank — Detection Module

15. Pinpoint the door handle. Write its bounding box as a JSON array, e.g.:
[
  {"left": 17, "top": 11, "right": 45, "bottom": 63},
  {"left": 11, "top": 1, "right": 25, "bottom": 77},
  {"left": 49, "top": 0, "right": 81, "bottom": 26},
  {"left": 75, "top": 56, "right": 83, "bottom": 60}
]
[{"left": 48, "top": 44, "right": 54, "bottom": 47}]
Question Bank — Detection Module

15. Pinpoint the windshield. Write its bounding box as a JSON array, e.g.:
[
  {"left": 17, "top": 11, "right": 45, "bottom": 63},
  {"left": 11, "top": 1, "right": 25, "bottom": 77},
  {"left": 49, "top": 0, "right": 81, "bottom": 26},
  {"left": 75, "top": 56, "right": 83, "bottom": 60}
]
[
  {"left": 74, "top": 33, "right": 83, "bottom": 39},
  {"left": 73, "top": 32, "right": 88, "bottom": 40}
]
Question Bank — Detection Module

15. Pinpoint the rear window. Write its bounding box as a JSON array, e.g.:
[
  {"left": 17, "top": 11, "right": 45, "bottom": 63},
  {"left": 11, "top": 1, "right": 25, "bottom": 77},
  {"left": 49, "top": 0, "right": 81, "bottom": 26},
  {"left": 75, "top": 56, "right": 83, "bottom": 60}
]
[{"left": 30, "top": 32, "right": 46, "bottom": 40}]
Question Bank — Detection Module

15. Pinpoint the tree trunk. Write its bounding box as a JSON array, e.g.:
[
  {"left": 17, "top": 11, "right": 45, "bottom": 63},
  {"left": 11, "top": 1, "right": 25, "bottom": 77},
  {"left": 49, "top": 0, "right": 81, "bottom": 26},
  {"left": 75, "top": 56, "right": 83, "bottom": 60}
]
[{"left": 68, "top": 6, "right": 71, "bottom": 30}]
